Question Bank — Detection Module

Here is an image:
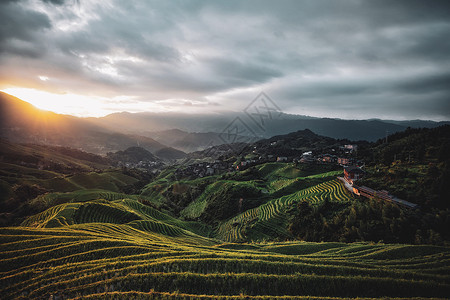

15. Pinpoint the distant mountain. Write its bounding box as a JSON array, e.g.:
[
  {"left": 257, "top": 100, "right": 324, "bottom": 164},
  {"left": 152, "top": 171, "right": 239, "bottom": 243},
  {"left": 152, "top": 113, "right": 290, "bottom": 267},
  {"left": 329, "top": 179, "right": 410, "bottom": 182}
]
[
  {"left": 240, "top": 129, "right": 354, "bottom": 158},
  {"left": 0, "top": 91, "right": 108, "bottom": 139},
  {"left": 368, "top": 119, "right": 449, "bottom": 129},
  {"left": 87, "top": 111, "right": 237, "bottom": 134},
  {"left": 187, "top": 128, "right": 367, "bottom": 161},
  {"left": 106, "top": 146, "right": 158, "bottom": 164},
  {"left": 254, "top": 128, "right": 336, "bottom": 148},
  {"left": 149, "top": 129, "right": 220, "bottom": 152},
  {"left": 89, "top": 111, "right": 449, "bottom": 143},
  {"left": 262, "top": 118, "right": 405, "bottom": 141},
  {"left": 146, "top": 129, "right": 252, "bottom": 153},
  {"left": 3, "top": 91, "right": 448, "bottom": 158},
  {"left": 186, "top": 143, "right": 248, "bottom": 161},
  {"left": 155, "top": 147, "right": 187, "bottom": 160},
  {"left": 0, "top": 92, "right": 184, "bottom": 157}
]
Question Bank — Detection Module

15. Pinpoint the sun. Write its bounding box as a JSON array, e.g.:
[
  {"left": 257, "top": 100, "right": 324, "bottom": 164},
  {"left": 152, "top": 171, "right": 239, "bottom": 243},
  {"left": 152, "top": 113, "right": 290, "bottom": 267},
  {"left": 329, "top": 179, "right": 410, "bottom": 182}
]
[{"left": 2, "top": 88, "right": 116, "bottom": 117}]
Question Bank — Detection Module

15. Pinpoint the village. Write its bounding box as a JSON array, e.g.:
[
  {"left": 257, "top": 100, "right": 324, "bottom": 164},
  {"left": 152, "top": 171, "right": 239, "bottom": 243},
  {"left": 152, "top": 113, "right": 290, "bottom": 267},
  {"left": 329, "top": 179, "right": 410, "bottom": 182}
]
[
  {"left": 115, "top": 160, "right": 164, "bottom": 174},
  {"left": 173, "top": 144, "right": 362, "bottom": 178},
  {"left": 113, "top": 139, "right": 418, "bottom": 211},
  {"left": 236, "top": 143, "right": 363, "bottom": 170},
  {"left": 173, "top": 142, "right": 418, "bottom": 210},
  {"left": 174, "top": 159, "right": 235, "bottom": 178}
]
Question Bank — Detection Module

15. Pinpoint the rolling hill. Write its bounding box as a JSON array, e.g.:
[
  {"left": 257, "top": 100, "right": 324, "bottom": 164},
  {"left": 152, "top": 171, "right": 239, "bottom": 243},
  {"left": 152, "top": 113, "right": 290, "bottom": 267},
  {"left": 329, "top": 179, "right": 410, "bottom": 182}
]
[{"left": 0, "top": 139, "right": 149, "bottom": 226}]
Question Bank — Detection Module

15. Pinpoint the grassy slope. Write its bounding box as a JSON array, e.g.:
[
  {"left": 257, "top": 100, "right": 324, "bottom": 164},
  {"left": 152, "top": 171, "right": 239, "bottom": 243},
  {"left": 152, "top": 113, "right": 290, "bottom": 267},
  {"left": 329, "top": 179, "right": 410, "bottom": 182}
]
[
  {"left": 0, "top": 224, "right": 449, "bottom": 299},
  {"left": 21, "top": 198, "right": 212, "bottom": 238},
  {"left": 1, "top": 163, "right": 449, "bottom": 298},
  {"left": 180, "top": 179, "right": 265, "bottom": 220},
  {"left": 216, "top": 178, "right": 352, "bottom": 242},
  {"left": 143, "top": 163, "right": 341, "bottom": 221},
  {"left": 0, "top": 140, "right": 109, "bottom": 171},
  {"left": 172, "top": 163, "right": 347, "bottom": 242},
  {"left": 0, "top": 140, "right": 138, "bottom": 215},
  {"left": 0, "top": 162, "right": 138, "bottom": 193}
]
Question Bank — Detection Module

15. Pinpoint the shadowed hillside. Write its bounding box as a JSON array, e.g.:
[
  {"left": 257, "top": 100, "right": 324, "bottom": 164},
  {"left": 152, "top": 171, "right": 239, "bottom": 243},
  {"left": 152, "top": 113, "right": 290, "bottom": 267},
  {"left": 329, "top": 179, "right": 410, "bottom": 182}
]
[{"left": 0, "top": 92, "right": 182, "bottom": 157}]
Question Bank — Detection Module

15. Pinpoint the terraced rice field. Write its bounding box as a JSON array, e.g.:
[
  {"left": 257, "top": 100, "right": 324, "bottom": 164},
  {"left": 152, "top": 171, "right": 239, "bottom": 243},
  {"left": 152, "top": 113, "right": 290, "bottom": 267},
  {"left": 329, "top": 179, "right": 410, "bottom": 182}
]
[
  {"left": 1, "top": 225, "right": 449, "bottom": 299},
  {"left": 216, "top": 179, "right": 352, "bottom": 242},
  {"left": 2, "top": 165, "right": 448, "bottom": 298},
  {"left": 21, "top": 198, "right": 212, "bottom": 238},
  {"left": 269, "top": 170, "right": 343, "bottom": 193}
]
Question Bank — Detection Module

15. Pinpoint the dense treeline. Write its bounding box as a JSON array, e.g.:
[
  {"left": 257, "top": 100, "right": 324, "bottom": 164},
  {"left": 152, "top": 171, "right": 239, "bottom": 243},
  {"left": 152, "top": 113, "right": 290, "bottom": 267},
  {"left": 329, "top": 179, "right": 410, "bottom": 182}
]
[
  {"left": 289, "top": 198, "right": 449, "bottom": 245},
  {"left": 357, "top": 125, "right": 450, "bottom": 209}
]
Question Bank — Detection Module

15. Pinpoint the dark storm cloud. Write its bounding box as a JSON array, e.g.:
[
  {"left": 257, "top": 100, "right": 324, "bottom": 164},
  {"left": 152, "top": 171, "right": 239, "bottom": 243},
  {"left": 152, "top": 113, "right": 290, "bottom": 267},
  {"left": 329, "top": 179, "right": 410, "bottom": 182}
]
[
  {"left": 0, "top": 1, "right": 51, "bottom": 56},
  {"left": 394, "top": 72, "right": 450, "bottom": 94},
  {"left": 42, "top": 0, "right": 66, "bottom": 4},
  {"left": 207, "top": 58, "right": 284, "bottom": 84},
  {"left": 0, "top": 0, "right": 449, "bottom": 120}
]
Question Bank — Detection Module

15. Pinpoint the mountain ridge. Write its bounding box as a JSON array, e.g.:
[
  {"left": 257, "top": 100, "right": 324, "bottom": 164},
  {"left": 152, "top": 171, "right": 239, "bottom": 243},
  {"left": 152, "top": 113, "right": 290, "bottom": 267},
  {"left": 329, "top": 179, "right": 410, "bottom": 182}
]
[
  {"left": 0, "top": 92, "right": 185, "bottom": 159},
  {"left": 2, "top": 91, "right": 449, "bottom": 155},
  {"left": 88, "top": 109, "right": 449, "bottom": 143}
]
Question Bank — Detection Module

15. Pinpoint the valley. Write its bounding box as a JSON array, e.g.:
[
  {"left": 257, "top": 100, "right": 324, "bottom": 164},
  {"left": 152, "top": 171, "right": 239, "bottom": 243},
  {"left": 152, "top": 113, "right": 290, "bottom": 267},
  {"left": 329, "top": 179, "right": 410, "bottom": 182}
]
[{"left": 1, "top": 93, "right": 449, "bottom": 299}]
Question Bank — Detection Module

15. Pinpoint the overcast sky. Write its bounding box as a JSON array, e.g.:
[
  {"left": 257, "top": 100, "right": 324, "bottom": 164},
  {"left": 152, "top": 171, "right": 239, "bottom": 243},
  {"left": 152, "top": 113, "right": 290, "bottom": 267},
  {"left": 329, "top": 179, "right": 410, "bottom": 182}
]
[{"left": 1, "top": 0, "right": 449, "bottom": 120}]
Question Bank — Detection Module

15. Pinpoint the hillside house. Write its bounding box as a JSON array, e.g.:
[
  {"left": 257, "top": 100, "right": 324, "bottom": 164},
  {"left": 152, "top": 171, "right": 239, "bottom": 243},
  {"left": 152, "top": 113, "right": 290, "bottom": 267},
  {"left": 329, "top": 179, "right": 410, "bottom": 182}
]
[
  {"left": 300, "top": 156, "right": 315, "bottom": 164},
  {"left": 320, "top": 154, "right": 337, "bottom": 163},
  {"left": 344, "top": 166, "right": 365, "bottom": 184},
  {"left": 206, "top": 167, "right": 215, "bottom": 176},
  {"left": 343, "top": 144, "right": 358, "bottom": 152},
  {"left": 337, "top": 157, "right": 350, "bottom": 165}
]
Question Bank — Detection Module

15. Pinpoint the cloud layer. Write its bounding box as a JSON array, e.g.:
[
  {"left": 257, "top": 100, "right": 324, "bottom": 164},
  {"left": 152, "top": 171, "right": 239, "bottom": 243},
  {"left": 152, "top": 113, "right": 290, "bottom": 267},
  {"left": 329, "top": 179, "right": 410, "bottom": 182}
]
[{"left": 1, "top": 0, "right": 449, "bottom": 119}]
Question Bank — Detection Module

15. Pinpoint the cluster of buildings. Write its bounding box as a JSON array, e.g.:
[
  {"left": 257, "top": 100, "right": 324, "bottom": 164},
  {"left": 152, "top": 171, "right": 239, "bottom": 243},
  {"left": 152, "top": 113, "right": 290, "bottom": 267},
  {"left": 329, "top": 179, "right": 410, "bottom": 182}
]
[
  {"left": 235, "top": 144, "right": 362, "bottom": 171},
  {"left": 301, "top": 153, "right": 359, "bottom": 165},
  {"left": 176, "top": 143, "right": 363, "bottom": 177},
  {"left": 299, "top": 144, "right": 362, "bottom": 167},
  {"left": 236, "top": 154, "right": 289, "bottom": 170},
  {"left": 115, "top": 160, "right": 164, "bottom": 174},
  {"left": 179, "top": 141, "right": 419, "bottom": 209},
  {"left": 175, "top": 160, "right": 234, "bottom": 178}
]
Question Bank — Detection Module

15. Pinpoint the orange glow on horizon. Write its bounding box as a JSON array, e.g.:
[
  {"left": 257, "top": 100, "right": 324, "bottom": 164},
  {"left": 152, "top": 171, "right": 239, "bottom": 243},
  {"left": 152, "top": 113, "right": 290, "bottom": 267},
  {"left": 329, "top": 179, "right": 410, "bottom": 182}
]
[{"left": 2, "top": 88, "right": 114, "bottom": 117}]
